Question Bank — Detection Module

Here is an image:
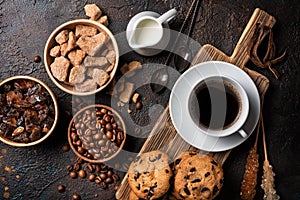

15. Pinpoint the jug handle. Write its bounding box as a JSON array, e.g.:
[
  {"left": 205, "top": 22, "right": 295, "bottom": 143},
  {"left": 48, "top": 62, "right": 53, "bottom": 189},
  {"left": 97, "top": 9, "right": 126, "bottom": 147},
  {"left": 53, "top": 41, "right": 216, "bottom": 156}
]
[{"left": 157, "top": 8, "right": 177, "bottom": 24}]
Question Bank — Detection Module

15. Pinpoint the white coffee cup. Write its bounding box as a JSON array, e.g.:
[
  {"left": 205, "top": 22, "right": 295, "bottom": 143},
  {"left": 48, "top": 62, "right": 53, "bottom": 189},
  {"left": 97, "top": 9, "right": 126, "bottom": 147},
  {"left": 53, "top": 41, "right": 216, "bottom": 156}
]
[
  {"left": 188, "top": 76, "right": 249, "bottom": 138},
  {"left": 128, "top": 8, "right": 177, "bottom": 49}
]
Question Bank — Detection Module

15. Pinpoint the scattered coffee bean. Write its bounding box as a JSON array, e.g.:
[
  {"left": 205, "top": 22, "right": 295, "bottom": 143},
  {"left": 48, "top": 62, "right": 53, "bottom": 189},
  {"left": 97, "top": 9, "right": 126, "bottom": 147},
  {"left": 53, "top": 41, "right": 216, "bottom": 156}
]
[
  {"left": 72, "top": 193, "right": 81, "bottom": 200},
  {"left": 73, "top": 163, "right": 81, "bottom": 171},
  {"left": 95, "top": 176, "right": 101, "bottom": 184},
  {"left": 88, "top": 174, "right": 96, "bottom": 182},
  {"left": 76, "top": 157, "right": 83, "bottom": 164},
  {"left": 85, "top": 163, "right": 93, "bottom": 173},
  {"left": 57, "top": 185, "right": 65, "bottom": 193},
  {"left": 100, "top": 182, "right": 107, "bottom": 189},
  {"left": 135, "top": 102, "right": 143, "bottom": 110},
  {"left": 70, "top": 171, "right": 77, "bottom": 179},
  {"left": 105, "top": 177, "right": 113, "bottom": 184},
  {"left": 78, "top": 169, "right": 86, "bottom": 178},
  {"left": 114, "top": 184, "right": 120, "bottom": 191},
  {"left": 33, "top": 55, "right": 41, "bottom": 63},
  {"left": 112, "top": 174, "right": 120, "bottom": 181},
  {"left": 66, "top": 165, "right": 73, "bottom": 172},
  {"left": 62, "top": 144, "right": 70, "bottom": 152},
  {"left": 99, "top": 173, "right": 107, "bottom": 180}
]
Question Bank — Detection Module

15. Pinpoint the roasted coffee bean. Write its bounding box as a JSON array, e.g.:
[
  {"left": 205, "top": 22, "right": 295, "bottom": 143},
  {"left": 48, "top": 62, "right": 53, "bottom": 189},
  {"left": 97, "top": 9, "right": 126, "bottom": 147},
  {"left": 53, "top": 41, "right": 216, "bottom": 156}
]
[
  {"left": 57, "top": 185, "right": 65, "bottom": 193},
  {"left": 75, "top": 140, "right": 82, "bottom": 146},
  {"left": 73, "top": 163, "right": 81, "bottom": 171},
  {"left": 104, "top": 115, "right": 111, "bottom": 122},
  {"left": 112, "top": 174, "right": 120, "bottom": 181},
  {"left": 100, "top": 182, "right": 107, "bottom": 189},
  {"left": 95, "top": 176, "right": 101, "bottom": 184},
  {"left": 78, "top": 169, "right": 86, "bottom": 178},
  {"left": 34, "top": 55, "right": 41, "bottom": 63},
  {"left": 77, "top": 146, "right": 85, "bottom": 154},
  {"left": 114, "top": 184, "right": 120, "bottom": 191},
  {"left": 107, "top": 169, "right": 113, "bottom": 177},
  {"left": 106, "top": 131, "right": 113, "bottom": 139},
  {"left": 135, "top": 102, "right": 143, "bottom": 110},
  {"left": 85, "top": 163, "right": 93, "bottom": 173},
  {"left": 99, "top": 173, "right": 107, "bottom": 180},
  {"left": 66, "top": 165, "right": 73, "bottom": 172},
  {"left": 94, "top": 164, "right": 101, "bottom": 172},
  {"left": 72, "top": 193, "right": 81, "bottom": 200},
  {"left": 105, "top": 177, "right": 113, "bottom": 184},
  {"left": 88, "top": 174, "right": 96, "bottom": 182},
  {"left": 100, "top": 108, "right": 107, "bottom": 114},
  {"left": 62, "top": 144, "right": 70, "bottom": 152},
  {"left": 70, "top": 171, "right": 77, "bottom": 179},
  {"left": 76, "top": 157, "right": 83, "bottom": 164}
]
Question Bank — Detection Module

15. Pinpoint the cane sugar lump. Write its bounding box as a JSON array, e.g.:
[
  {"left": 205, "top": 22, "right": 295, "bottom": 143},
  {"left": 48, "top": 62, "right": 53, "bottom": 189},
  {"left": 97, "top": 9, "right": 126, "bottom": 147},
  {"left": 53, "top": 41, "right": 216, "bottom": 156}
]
[
  {"left": 84, "top": 4, "right": 102, "bottom": 20},
  {"left": 50, "top": 56, "right": 70, "bottom": 82}
]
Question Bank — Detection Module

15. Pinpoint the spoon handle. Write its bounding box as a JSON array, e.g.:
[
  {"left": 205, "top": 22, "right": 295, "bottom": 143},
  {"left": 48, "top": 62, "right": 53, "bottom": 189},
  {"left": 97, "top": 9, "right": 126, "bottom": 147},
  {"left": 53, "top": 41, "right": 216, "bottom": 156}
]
[{"left": 164, "top": 0, "right": 199, "bottom": 66}]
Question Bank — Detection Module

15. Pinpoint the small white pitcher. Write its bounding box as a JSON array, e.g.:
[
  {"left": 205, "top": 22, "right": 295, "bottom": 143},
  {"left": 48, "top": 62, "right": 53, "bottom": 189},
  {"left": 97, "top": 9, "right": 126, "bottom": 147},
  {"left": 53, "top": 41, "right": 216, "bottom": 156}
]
[{"left": 128, "top": 8, "right": 177, "bottom": 49}]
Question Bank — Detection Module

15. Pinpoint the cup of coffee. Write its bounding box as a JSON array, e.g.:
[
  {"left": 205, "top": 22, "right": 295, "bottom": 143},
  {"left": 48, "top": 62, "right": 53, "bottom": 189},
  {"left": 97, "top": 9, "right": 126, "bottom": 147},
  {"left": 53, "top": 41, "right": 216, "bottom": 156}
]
[{"left": 188, "top": 76, "right": 249, "bottom": 138}]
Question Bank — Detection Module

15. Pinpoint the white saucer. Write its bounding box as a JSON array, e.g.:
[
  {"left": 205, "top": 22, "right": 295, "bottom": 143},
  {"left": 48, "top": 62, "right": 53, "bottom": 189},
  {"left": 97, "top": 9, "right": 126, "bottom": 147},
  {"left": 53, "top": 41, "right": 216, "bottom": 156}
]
[
  {"left": 126, "top": 11, "right": 171, "bottom": 56},
  {"left": 169, "top": 61, "right": 260, "bottom": 152}
]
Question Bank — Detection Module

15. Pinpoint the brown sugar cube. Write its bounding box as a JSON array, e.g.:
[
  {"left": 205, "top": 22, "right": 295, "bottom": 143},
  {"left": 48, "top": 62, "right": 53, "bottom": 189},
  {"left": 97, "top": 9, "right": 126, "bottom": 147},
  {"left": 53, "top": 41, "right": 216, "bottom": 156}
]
[
  {"left": 84, "top": 4, "right": 102, "bottom": 20},
  {"left": 50, "top": 56, "right": 70, "bottom": 82},
  {"left": 75, "top": 25, "right": 98, "bottom": 38},
  {"left": 67, "top": 31, "right": 76, "bottom": 52},
  {"left": 75, "top": 79, "right": 97, "bottom": 92},
  {"left": 69, "top": 50, "right": 86, "bottom": 66},
  {"left": 76, "top": 32, "right": 108, "bottom": 56},
  {"left": 60, "top": 43, "right": 69, "bottom": 57},
  {"left": 92, "top": 68, "right": 110, "bottom": 86},
  {"left": 69, "top": 65, "right": 86, "bottom": 85},
  {"left": 86, "top": 68, "right": 94, "bottom": 77},
  {"left": 106, "top": 50, "right": 116, "bottom": 64},
  {"left": 105, "top": 62, "right": 115, "bottom": 73},
  {"left": 119, "top": 82, "right": 135, "bottom": 103},
  {"left": 128, "top": 61, "right": 142, "bottom": 71},
  {"left": 97, "top": 15, "right": 108, "bottom": 26},
  {"left": 55, "top": 30, "right": 69, "bottom": 45},
  {"left": 83, "top": 56, "right": 108, "bottom": 68},
  {"left": 50, "top": 45, "right": 61, "bottom": 57}
]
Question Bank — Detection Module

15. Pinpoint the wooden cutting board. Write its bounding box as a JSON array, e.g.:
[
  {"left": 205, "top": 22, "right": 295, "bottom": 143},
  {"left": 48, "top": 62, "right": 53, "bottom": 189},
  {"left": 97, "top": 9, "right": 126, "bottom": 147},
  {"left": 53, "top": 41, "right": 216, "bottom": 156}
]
[{"left": 116, "top": 8, "right": 272, "bottom": 200}]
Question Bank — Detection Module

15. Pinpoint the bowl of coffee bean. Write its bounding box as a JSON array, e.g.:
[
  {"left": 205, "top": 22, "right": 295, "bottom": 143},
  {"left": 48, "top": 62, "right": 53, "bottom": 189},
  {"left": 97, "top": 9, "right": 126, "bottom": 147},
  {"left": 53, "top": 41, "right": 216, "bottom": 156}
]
[
  {"left": 0, "top": 76, "right": 59, "bottom": 147},
  {"left": 68, "top": 104, "right": 126, "bottom": 163},
  {"left": 44, "top": 19, "right": 119, "bottom": 96}
]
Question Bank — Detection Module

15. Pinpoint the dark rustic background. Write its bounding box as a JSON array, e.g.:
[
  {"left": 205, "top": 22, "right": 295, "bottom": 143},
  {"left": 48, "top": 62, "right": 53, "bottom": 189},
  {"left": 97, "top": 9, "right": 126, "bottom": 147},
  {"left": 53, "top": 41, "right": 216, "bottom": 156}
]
[{"left": 0, "top": 0, "right": 299, "bottom": 199}]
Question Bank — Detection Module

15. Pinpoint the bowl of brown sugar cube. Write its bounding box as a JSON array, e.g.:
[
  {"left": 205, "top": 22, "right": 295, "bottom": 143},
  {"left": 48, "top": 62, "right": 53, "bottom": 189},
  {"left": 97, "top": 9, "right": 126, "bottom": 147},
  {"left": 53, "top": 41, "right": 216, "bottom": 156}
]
[{"left": 44, "top": 18, "right": 119, "bottom": 96}]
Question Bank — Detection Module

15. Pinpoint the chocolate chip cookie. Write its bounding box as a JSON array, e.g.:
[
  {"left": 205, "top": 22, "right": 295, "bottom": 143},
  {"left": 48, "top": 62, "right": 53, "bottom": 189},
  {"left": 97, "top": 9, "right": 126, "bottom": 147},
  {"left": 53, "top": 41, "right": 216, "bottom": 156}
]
[
  {"left": 128, "top": 150, "right": 173, "bottom": 199},
  {"left": 173, "top": 151, "right": 198, "bottom": 174},
  {"left": 173, "top": 154, "right": 224, "bottom": 200}
]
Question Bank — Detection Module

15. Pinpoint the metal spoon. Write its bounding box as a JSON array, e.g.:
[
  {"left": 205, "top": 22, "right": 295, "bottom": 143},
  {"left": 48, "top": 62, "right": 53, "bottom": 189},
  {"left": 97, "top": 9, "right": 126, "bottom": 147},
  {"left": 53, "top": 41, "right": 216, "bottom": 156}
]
[
  {"left": 172, "top": 0, "right": 200, "bottom": 73},
  {"left": 150, "top": 0, "right": 201, "bottom": 93}
]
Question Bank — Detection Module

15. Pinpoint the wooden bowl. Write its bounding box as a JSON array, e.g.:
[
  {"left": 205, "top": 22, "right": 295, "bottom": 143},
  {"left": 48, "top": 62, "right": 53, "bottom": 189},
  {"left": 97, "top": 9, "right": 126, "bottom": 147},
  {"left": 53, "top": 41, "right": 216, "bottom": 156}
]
[
  {"left": 68, "top": 104, "right": 126, "bottom": 163},
  {"left": 44, "top": 19, "right": 119, "bottom": 96},
  {"left": 0, "top": 76, "right": 59, "bottom": 147}
]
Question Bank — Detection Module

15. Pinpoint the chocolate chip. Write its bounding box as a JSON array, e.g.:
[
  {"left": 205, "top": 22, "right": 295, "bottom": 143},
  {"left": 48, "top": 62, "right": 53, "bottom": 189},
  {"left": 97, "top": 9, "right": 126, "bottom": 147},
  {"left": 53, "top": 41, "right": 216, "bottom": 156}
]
[
  {"left": 136, "top": 184, "right": 140, "bottom": 190},
  {"left": 184, "top": 186, "right": 191, "bottom": 195},
  {"left": 184, "top": 175, "right": 190, "bottom": 179},
  {"left": 134, "top": 172, "right": 140, "bottom": 181},
  {"left": 143, "top": 189, "right": 149, "bottom": 193},
  {"left": 191, "top": 179, "right": 201, "bottom": 183},
  {"left": 220, "top": 178, "right": 224, "bottom": 184},
  {"left": 192, "top": 187, "right": 198, "bottom": 190},
  {"left": 70, "top": 171, "right": 77, "bottom": 179},
  {"left": 201, "top": 187, "right": 210, "bottom": 193},
  {"left": 205, "top": 172, "right": 210, "bottom": 177},
  {"left": 165, "top": 169, "right": 169, "bottom": 173},
  {"left": 190, "top": 167, "right": 196, "bottom": 172},
  {"left": 213, "top": 185, "right": 219, "bottom": 195},
  {"left": 211, "top": 160, "right": 218, "bottom": 166},
  {"left": 135, "top": 102, "right": 143, "bottom": 110},
  {"left": 62, "top": 144, "right": 70, "bottom": 152},
  {"left": 175, "top": 158, "right": 182, "bottom": 165},
  {"left": 72, "top": 194, "right": 81, "bottom": 200}
]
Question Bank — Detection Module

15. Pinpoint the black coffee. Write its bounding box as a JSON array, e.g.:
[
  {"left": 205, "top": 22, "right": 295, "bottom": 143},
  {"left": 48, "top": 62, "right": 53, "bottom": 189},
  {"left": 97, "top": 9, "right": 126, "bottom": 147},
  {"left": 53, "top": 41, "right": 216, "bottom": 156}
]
[{"left": 192, "top": 80, "right": 240, "bottom": 129}]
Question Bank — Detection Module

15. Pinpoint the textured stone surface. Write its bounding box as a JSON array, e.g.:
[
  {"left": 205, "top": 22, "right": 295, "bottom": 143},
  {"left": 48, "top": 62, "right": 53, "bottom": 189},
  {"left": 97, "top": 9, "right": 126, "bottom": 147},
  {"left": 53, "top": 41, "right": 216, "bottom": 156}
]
[{"left": 0, "top": 0, "right": 299, "bottom": 199}]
